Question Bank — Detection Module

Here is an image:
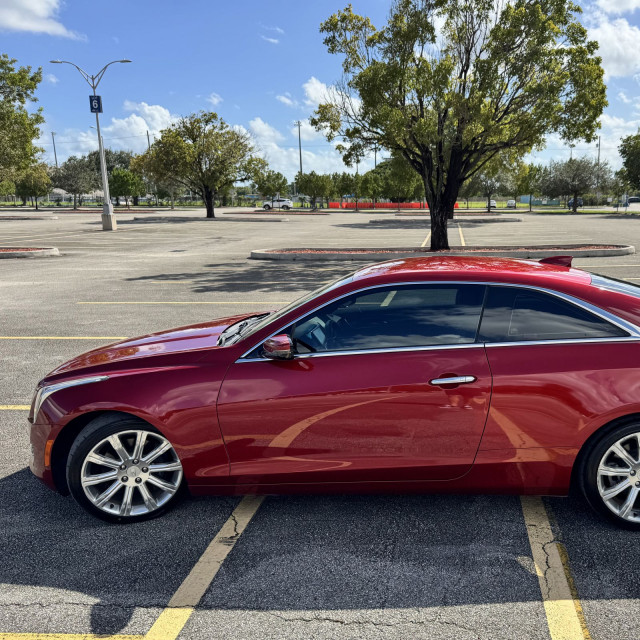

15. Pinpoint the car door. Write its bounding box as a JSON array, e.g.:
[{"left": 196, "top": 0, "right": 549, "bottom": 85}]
[{"left": 217, "top": 283, "right": 492, "bottom": 484}]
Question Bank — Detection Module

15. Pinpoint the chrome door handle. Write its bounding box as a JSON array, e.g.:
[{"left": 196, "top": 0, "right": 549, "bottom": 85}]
[{"left": 430, "top": 375, "right": 477, "bottom": 386}]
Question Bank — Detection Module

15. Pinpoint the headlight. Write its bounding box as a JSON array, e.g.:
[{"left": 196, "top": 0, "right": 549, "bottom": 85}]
[{"left": 30, "top": 376, "right": 109, "bottom": 423}]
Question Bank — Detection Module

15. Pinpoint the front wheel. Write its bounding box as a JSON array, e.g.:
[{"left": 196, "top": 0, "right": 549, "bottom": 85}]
[
  {"left": 581, "top": 423, "right": 640, "bottom": 529},
  {"left": 263, "top": 204, "right": 271, "bottom": 210},
  {"left": 66, "top": 416, "right": 184, "bottom": 523},
  {"left": 282, "top": 205, "right": 290, "bottom": 210}
]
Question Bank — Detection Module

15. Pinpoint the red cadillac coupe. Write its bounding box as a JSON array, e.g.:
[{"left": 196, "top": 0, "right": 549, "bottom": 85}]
[{"left": 28, "top": 256, "right": 640, "bottom": 528}]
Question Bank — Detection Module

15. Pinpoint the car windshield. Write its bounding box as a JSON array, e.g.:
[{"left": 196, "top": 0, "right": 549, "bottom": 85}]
[{"left": 225, "top": 271, "right": 357, "bottom": 345}]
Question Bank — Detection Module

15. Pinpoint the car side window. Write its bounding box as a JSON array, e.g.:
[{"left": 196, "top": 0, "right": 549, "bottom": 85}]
[
  {"left": 287, "top": 283, "right": 486, "bottom": 354},
  {"left": 479, "top": 286, "right": 628, "bottom": 343}
]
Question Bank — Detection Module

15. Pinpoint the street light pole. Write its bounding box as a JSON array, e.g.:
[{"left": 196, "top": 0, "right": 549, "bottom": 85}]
[
  {"left": 51, "top": 132, "right": 58, "bottom": 168},
  {"left": 50, "top": 58, "right": 131, "bottom": 231}
]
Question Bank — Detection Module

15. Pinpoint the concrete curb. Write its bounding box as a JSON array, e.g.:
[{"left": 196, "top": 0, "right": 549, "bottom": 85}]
[
  {"left": 0, "top": 216, "right": 58, "bottom": 221},
  {"left": 371, "top": 217, "right": 522, "bottom": 224},
  {"left": 0, "top": 247, "right": 60, "bottom": 259},
  {"left": 251, "top": 244, "right": 635, "bottom": 262},
  {"left": 132, "top": 216, "right": 287, "bottom": 223}
]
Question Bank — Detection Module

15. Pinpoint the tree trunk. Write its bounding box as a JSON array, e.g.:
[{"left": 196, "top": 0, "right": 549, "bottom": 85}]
[
  {"left": 529, "top": 194, "right": 532, "bottom": 212},
  {"left": 170, "top": 190, "right": 175, "bottom": 210},
  {"left": 73, "top": 194, "right": 77, "bottom": 210},
  {"left": 133, "top": 196, "right": 139, "bottom": 206},
  {"left": 572, "top": 192, "right": 578, "bottom": 213},
  {"left": 35, "top": 197, "right": 38, "bottom": 211},
  {"left": 204, "top": 187, "right": 215, "bottom": 218},
  {"left": 430, "top": 204, "right": 450, "bottom": 251}
]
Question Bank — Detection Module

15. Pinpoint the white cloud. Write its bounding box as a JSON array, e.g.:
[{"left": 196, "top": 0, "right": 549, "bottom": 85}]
[
  {"left": 207, "top": 92, "right": 223, "bottom": 106},
  {"left": 0, "top": 0, "right": 84, "bottom": 39},
  {"left": 303, "top": 76, "right": 329, "bottom": 106},
  {"left": 45, "top": 73, "right": 59, "bottom": 84},
  {"left": 249, "top": 117, "right": 285, "bottom": 144},
  {"left": 44, "top": 101, "right": 178, "bottom": 162},
  {"left": 276, "top": 94, "right": 298, "bottom": 108},
  {"left": 619, "top": 91, "right": 632, "bottom": 103},
  {"left": 596, "top": 0, "right": 640, "bottom": 14},
  {"left": 589, "top": 17, "right": 640, "bottom": 77},
  {"left": 261, "top": 35, "right": 279, "bottom": 44},
  {"left": 262, "top": 24, "right": 284, "bottom": 34}
]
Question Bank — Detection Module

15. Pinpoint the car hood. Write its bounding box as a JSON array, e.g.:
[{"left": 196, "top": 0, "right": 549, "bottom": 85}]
[{"left": 45, "top": 312, "right": 266, "bottom": 380}]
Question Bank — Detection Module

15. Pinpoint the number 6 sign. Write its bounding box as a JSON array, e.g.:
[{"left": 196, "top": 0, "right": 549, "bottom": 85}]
[{"left": 89, "top": 95, "right": 103, "bottom": 113}]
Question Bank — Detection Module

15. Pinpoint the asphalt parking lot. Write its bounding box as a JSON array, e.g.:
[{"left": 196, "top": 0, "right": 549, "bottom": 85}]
[{"left": 1, "top": 207, "right": 640, "bottom": 640}]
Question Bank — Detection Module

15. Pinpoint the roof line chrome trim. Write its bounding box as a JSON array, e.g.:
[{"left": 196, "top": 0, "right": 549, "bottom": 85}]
[
  {"left": 237, "top": 280, "right": 640, "bottom": 362},
  {"left": 236, "top": 336, "right": 640, "bottom": 363}
]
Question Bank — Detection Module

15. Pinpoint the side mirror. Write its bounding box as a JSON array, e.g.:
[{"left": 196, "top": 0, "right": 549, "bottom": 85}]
[{"left": 263, "top": 334, "right": 294, "bottom": 360}]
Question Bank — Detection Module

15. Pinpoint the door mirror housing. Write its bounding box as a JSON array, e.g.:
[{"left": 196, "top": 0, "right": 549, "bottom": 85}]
[{"left": 263, "top": 335, "right": 294, "bottom": 360}]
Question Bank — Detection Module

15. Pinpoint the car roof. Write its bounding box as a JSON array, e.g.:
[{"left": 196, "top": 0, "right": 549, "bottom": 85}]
[{"left": 351, "top": 256, "right": 592, "bottom": 286}]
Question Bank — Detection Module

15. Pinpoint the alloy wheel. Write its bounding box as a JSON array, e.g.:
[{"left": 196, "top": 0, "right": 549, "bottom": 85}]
[{"left": 80, "top": 429, "right": 183, "bottom": 517}]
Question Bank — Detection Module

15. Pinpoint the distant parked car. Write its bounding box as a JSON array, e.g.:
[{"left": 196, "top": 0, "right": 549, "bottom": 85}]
[
  {"left": 506, "top": 199, "right": 516, "bottom": 209},
  {"left": 628, "top": 196, "right": 640, "bottom": 203},
  {"left": 263, "top": 198, "right": 292, "bottom": 210},
  {"left": 489, "top": 200, "right": 497, "bottom": 209},
  {"left": 568, "top": 198, "right": 583, "bottom": 208}
]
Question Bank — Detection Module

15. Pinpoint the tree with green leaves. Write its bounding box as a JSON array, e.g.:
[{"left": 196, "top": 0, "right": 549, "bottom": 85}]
[
  {"left": 143, "top": 111, "right": 264, "bottom": 218},
  {"left": 52, "top": 155, "right": 96, "bottom": 209},
  {"left": 619, "top": 133, "right": 640, "bottom": 192},
  {"left": 0, "top": 54, "right": 44, "bottom": 183},
  {"left": 515, "top": 163, "right": 545, "bottom": 211},
  {"left": 610, "top": 170, "right": 631, "bottom": 211},
  {"left": 109, "top": 167, "right": 146, "bottom": 208},
  {"left": 360, "top": 169, "right": 384, "bottom": 206},
  {"left": 296, "top": 171, "right": 334, "bottom": 209},
  {"left": 0, "top": 179, "right": 15, "bottom": 203},
  {"left": 15, "top": 163, "right": 51, "bottom": 209},
  {"left": 311, "top": 0, "right": 607, "bottom": 249},
  {"left": 546, "top": 156, "right": 606, "bottom": 212},
  {"left": 86, "top": 148, "right": 133, "bottom": 178},
  {"left": 254, "top": 169, "right": 289, "bottom": 206}
]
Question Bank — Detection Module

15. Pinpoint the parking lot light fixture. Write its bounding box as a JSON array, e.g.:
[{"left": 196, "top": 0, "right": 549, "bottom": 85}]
[{"left": 50, "top": 59, "right": 132, "bottom": 231}]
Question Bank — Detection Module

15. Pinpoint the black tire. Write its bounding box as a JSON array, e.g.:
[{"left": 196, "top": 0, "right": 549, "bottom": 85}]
[
  {"left": 579, "top": 422, "right": 640, "bottom": 530},
  {"left": 263, "top": 204, "right": 271, "bottom": 210},
  {"left": 66, "top": 414, "right": 185, "bottom": 524},
  {"left": 282, "top": 205, "right": 290, "bottom": 210}
]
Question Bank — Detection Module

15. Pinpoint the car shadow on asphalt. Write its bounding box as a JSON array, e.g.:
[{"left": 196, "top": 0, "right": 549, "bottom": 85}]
[
  {"left": 0, "top": 469, "right": 240, "bottom": 635},
  {"left": 125, "top": 262, "right": 356, "bottom": 295},
  {"left": 334, "top": 220, "right": 499, "bottom": 230}
]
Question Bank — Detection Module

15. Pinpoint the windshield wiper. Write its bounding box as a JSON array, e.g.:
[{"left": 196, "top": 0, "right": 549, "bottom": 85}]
[{"left": 217, "top": 313, "right": 270, "bottom": 346}]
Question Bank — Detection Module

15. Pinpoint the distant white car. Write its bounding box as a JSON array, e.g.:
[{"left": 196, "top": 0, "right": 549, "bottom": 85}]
[
  {"left": 262, "top": 198, "right": 292, "bottom": 210},
  {"left": 489, "top": 199, "right": 497, "bottom": 209},
  {"left": 506, "top": 199, "right": 516, "bottom": 208}
]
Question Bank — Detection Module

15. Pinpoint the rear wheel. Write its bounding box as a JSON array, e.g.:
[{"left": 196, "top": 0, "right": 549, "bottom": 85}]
[
  {"left": 263, "top": 204, "right": 271, "bottom": 210},
  {"left": 581, "top": 423, "right": 640, "bottom": 529},
  {"left": 66, "top": 416, "right": 184, "bottom": 523}
]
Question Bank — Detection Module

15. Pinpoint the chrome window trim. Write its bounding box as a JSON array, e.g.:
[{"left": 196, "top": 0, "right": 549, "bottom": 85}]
[{"left": 236, "top": 280, "right": 640, "bottom": 363}]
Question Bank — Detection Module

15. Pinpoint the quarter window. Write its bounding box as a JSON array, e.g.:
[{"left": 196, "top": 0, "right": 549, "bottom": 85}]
[
  {"left": 479, "top": 286, "right": 627, "bottom": 343},
  {"left": 287, "top": 284, "right": 486, "bottom": 353}
]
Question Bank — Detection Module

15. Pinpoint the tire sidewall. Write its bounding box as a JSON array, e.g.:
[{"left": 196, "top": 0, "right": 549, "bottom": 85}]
[
  {"left": 581, "top": 422, "right": 640, "bottom": 530},
  {"left": 66, "top": 416, "right": 184, "bottom": 524}
]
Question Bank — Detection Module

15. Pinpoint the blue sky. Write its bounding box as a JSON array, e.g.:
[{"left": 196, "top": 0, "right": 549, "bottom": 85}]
[{"left": 3, "top": 0, "right": 640, "bottom": 179}]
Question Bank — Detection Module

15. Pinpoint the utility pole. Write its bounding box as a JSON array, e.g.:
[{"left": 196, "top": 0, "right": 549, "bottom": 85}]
[
  {"left": 374, "top": 144, "right": 377, "bottom": 168},
  {"left": 295, "top": 120, "right": 303, "bottom": 175},
  {"left": 146, "top": 130, "right": 151, "bottom": 151},
  {"left": 51, "top": 132, "right": 58, "bottom": 168},
  {"left": 50, "top": 58, "right": 131, "bottom": 231},
  {"left": 596, "top": 136, "right": 601, "bottom": 206}
]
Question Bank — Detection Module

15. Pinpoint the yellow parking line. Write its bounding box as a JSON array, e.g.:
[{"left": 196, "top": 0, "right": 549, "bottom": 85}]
[
  {"left": 420, "top": 232, "right": 431, "bottom": 248},
  {"left": 0, "top": 337, "right": 126, "bottom": 340},
  {"left": 0, "top": 405, "right": 30, "bottom": 410},
  {"left": 144, "top": 495, "right": 264, "bottom": 640},
  {"left": 521, "top": 497, "right": 589, "bottom": 640},
  {"left": 77, "top": 302, "right": 287, "bottom": 305},
  {"left": 458, "top": 224, "right": 466, "bottom": 246}
]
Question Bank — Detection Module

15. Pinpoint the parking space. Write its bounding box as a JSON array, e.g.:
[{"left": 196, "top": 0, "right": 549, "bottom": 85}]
[{"left": 1, "top": 208, "right": 640, "bottom": 639}]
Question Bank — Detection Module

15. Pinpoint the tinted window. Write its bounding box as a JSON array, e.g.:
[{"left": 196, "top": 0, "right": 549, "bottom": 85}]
[
  {"left": 288, "top": 284, "right": 486, "bottom": 353},
  {"left": 479, "top": 286, "right": 627, "bottom": 343}
]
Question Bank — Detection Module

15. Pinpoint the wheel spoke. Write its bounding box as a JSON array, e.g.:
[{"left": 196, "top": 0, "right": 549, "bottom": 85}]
[
  {"left": 94, "top": 481, "right": 122, "bottom": 508},
  {"left": 143, "top": 441, "right": 171, "bottom": 464},
  {"left": 147, "top": 474, "right": 178, "bottom": 492},
  {"left": 137, "top": 483, "right": 157, "bottom": 511},
  {"left": 598, "top": 465, "right": 629, "bottom": 477},
  {"left": 131, "top": 431, "right": 148, "bottom": 461},
  {"left": 148, "top": 461, "right": 182, "bottom": 473},
  {"left": 611, "top": 443, "right": 637, "bottom": 468},
  {"left": 602, "top": 477, "right": 631, "bottom": 501},
  {"left": 86, "top": 452, "right": 121, "bottom": 469},
  {"left": 120, "top": 485, "right": 134, "bottom": 517},
  {"left": 107, "top": 434, "right": 130, "bottom": 463},
  {"left": 81, "top": 470, "right": 118, "bottom": 487},
  {"left": 619, "top": 487, "right": 639, "bottom": 519}
]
